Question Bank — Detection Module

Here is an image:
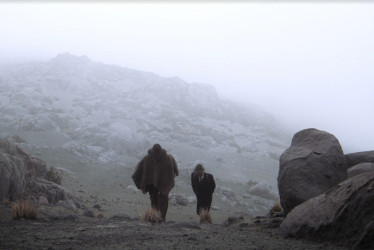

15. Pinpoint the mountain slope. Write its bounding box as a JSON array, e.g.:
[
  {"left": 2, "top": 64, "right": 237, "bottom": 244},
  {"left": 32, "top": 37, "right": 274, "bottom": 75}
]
[{"left": 0, "top": 53, "right": 290, "bottom": 184}]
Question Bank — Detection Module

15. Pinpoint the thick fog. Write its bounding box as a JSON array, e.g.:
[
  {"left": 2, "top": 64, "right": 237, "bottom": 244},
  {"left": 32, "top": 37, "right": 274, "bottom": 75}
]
[{"left": 1, "top": 2, "right": 373, "bottom": 153}]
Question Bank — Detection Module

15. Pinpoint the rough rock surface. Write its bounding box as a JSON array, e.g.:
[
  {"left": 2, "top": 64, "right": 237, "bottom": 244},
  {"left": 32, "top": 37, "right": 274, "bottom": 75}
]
[
  {"left": 347, "top": 162, "right": 374, "bottom": 178},
  {"left": 0, "top": 139, "right": 82, "bottom": 211},
  {"left": 278, "top": 128, "right": 347, "bottom": 215},
  {"left": 345, "top": 151, "right": 374, "bottom": 168},
  {"left": 0, "top": 139, "right": 28, "bottom": 201},
  {"left": 279, "top": 172, "right": 374, "bottom": 249}
]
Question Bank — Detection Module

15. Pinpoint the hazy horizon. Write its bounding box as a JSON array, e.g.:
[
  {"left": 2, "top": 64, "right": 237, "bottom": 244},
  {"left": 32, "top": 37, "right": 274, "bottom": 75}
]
[{"left": 1, "top": 2, "right": 373, "bottom": 153}]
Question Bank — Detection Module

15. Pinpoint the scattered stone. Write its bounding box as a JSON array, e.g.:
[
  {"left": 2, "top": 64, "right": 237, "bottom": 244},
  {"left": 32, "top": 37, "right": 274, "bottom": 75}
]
[
  {"left": 127, "top": 185, "right": 139, "bottom": 192},
  {"left": 222, "top": 215, "right": 244, "bottom": 226},
  {"left": 175, "top": 195, "right": 188, "bottom": 206},
  {"left": 83, "top": 209, "right": 95, "bottom": 217},
  {"left": 248, "top": 181, "right": 278, "bottom": 200},
  {"left": 187, "top": 196, "right": 197, "bottom": 204}
]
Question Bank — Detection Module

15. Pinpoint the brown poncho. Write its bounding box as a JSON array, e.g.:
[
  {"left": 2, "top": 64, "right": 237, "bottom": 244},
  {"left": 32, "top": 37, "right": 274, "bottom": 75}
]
[{"left": 132, "top": 146, "right": 178, "bottom": 196}]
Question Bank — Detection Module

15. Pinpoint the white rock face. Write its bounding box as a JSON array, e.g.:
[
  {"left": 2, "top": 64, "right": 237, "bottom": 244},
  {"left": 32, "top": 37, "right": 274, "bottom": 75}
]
[
  {"left": 0, "top": 53, "right": 290, "bottom": 185},
  {"left": 248, "top": 181, "right": 278, "bottom": 200}
]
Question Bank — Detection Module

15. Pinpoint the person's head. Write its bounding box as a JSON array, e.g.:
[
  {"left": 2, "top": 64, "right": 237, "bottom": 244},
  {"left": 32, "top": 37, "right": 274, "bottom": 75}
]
[
  {"left": 194, "top": 164, "right": 205, "bottom": 177},
  {"left": 148, "top": 143, "right": 166, "bottom": 162},
  {"left": 152, "top": 143, "right": 162, "bottom": 153}
]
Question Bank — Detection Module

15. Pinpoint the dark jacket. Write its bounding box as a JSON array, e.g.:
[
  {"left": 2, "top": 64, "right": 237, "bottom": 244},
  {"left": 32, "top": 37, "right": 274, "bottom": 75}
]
[
  {"left": 132, "top": 147, "right": 178, "bottom": 196},
  {"left": 191, "top": 172, "right": 215, "bottom": 197}
]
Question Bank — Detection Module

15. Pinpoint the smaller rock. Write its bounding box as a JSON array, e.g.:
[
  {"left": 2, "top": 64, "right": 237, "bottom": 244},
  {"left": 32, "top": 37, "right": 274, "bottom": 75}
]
[
  {"left": 83, "top": 209, "right": 95, "bottom": 217},
  {"left": 127, "top": 185, "right": 139, "bottom": 192},
  {"left": 347, "top": 162, "right": 374, "bottom": 178},
  {"left": 187, "top": 196, "right": 197, "bottom": 204},
  {"left": 211, "top": 206, "right": 219, "bottom": 211},
  {"left": 175, "top": 195, "right": 188, "bottom": 206},
  {"left": 222, "top": 215, "right": 244, "bottom": 226},
  {"left": 38, "top": 196, "right": 49, "bottom": 205}
]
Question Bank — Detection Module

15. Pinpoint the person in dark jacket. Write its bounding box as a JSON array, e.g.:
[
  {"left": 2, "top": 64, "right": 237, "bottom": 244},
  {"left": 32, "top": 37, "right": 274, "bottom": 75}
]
[
  {"left": 191, "top": 164, "right": 216, "bottom": 215},
  {"left": 132, "top": 144, "right": 178, "bottom": 220}
]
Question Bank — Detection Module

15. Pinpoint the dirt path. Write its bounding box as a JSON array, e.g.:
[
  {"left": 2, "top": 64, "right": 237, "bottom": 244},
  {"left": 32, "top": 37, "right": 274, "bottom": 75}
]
[{"left": 0, "top": 214, "right": 346, "bottom": 250}]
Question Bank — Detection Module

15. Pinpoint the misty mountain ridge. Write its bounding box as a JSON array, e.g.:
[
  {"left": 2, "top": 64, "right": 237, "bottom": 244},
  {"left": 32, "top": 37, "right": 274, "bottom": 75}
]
[{"left": 0, "top": 53, "right": 290, "bottom": 184}]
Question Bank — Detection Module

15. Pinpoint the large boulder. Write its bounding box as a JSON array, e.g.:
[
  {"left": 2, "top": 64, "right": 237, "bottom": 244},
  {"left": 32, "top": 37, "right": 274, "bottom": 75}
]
[
  {"left": 278, "top": 128, "right": 347, "bottom": 215},
  {"left": 0, "top": 139, "right": 28, "bottom": 201},
  {"left": 347, "top": 162, "right": 374, "bottom": 178},
  {"left": 345, "top": 151, "right": 374, "bottom": 168},
  {"left": 279, "top": 172, "right": 374, "bottom": 249}
]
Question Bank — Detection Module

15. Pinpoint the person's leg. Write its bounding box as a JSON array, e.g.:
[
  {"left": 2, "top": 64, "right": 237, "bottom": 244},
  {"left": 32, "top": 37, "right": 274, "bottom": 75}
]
[
  {"left": 147, "top": 185, "right": 158, "bottom": 209},
  {"left": 196, "top": 196, "right": 203, "bottom": 215},
  {"left": 205, "top": 195, "right": 213, "bottom": 212},
  {"left": 198, "top": 195, "right": 212, "bottom": 213},
  {"left": 158, "top": 193, "right": 169, "bottom": 220}
]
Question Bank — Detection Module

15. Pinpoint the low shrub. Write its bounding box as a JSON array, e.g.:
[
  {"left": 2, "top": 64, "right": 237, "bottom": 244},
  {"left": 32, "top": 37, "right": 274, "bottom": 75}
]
[
  {"left": 139, "top": 208, "right": 163, "bottom": 223},
  {"left": 269, "top": 201, "right": 282, "bottom": 215},
  {"left": 11, "top": 200, "right": 39, "bottom": 220},
  {"left": 199, "top": 209, "right": 212, "bottom": 224}
]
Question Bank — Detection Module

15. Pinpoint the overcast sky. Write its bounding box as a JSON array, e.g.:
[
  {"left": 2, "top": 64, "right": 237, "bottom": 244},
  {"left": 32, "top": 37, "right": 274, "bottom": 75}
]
[{"left": 0, "top": 2, "right": 373, "bottom": 153}]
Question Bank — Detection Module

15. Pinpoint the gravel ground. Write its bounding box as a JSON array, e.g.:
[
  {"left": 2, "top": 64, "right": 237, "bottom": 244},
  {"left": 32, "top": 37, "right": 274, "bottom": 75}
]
[{"left": 0, "top": 212, "right": 346, "bottom": 250}]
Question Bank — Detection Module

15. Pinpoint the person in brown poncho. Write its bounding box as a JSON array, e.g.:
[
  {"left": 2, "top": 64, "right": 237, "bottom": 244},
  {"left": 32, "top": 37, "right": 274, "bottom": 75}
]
[{"left": 132, "top": 144, "right": 179, "bottom": 220}]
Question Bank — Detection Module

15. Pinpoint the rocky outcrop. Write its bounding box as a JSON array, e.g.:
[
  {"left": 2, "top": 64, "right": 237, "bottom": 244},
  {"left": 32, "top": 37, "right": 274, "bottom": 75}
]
[
  {"left": 0, "top": 138, "right": 82, "bottom": 211},
  {"left": 26, "top": 178, "right": 81, "bottom": 209},
  {"left": 278, "top": 128, "right": 347, "bottom": 215},
  {"left": 0, "top": 153, "right": 26, "bottom": 201},
  {"left": 347, "top": 162, "right": 374, "bottom": 178},
  {"left": 345, "top": 151, "right": 374, "bottom": 168},
  {"left": 0, "top": 139, "right": 28, "bottom": 201},
  {"left": 279, "top": 172, "right": 374, "bottom": 249}
]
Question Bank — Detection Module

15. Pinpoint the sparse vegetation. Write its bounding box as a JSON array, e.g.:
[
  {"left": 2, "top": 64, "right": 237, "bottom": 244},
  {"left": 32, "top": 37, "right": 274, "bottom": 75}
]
[
  {"left": 199, "top": 209, "right": 212, "bottom": 224},
  {"left": 46, "top": 166, "right": 62, "bottom": 185},
  {"left": 11, "top": 200, "right": 39, "bottom": 220},
  {"left": 139, "top": 208, "right": 163, "bottom": 223},
  {"left": 269, "top": 201, "right": 282, "bottom": 216}
]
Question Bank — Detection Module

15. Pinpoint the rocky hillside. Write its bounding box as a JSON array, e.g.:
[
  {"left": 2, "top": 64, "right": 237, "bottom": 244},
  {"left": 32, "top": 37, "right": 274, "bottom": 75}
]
[{"left": 0, "top": 53, "right": 290, "bottom": 185}]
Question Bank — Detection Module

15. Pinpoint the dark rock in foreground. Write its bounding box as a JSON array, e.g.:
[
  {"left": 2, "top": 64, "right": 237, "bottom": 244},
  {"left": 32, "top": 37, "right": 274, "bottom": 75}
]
[
  {"left": 347, "top": 162, "right": 374, "bottom": 178},
  {"left": 345, "top": 151, "right": 374, "bottom": 168},
  {"left": 279, "top": 172, "right": 374, "bottom": 249},
  {"left": 278, "top": 128, "right": 347, "bottom": 216}
]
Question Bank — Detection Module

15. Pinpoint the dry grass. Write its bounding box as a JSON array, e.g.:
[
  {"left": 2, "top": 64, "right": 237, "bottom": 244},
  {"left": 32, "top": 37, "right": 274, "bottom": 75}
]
[
  {"left": 46, "top": 166, "right": 62, "bottom": 185},
  {"left": 199, "top": 209, "right": 212, "bottom": 224},
  {"left": 11, "top": 200, "right": 39, "bottom": 220},
  {"left": 139, "top": 208, "right": 163, "bottom": 223},
  {"left": 269, "top": 201, "right": 282, "bottom": 215}
]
